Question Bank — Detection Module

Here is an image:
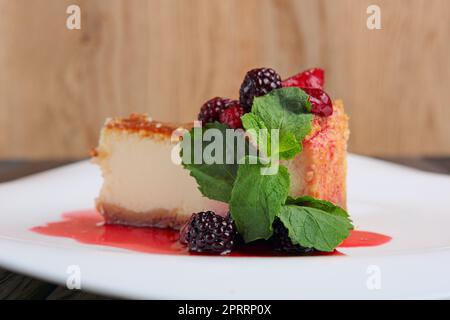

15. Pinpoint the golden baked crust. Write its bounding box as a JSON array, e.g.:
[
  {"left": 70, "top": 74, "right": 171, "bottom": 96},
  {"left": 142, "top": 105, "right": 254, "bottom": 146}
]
[
  {"left": 104, "top": 113, "right": 190, "bottom": 139},
  {"left": 91, "top": 113, "right": 191, "bottom": 160},
  {"left": 96, "top": 200, "right": 188, "bottom": 229}
]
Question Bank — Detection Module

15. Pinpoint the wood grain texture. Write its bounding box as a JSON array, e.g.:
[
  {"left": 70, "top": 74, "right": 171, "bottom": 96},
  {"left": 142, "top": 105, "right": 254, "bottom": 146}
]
[{"left": 0, "top": 0, "right": 449, "bottom": 158}]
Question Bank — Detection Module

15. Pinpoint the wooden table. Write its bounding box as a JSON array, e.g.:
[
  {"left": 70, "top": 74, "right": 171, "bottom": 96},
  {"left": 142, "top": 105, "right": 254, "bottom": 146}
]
[{"left": 0, "top": 158, "right": 449, "bottom": 299}]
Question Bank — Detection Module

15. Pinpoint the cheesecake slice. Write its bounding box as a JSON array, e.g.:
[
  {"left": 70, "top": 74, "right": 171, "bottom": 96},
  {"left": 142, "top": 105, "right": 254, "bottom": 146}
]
[
  {"left": 283, "top": 99, "right": 349, "bottom": 208},
  {"left": 93, "top": 114, "right": 228, "bottom": 229},
  {"left": 93, "top": 101, "right": 349, "bottom": 229}
]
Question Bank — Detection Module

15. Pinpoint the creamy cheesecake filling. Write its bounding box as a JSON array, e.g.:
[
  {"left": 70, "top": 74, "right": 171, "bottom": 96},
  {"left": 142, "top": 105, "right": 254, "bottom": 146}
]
[{"left": 95, "top": 129, "right": 228, "bottom": 228}]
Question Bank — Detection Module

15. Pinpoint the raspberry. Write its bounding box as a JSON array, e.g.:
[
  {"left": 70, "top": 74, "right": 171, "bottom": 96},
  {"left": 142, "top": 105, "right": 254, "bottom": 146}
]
[
  {"left": 180, "top": 211, "right": 237, "bottom": 255},
  {"left": 281, "top": 68, "right": 332, "bottom": 117},
  {"left": 239, "top": 68, "right": 282, "bottom": 111},
  {"left": 282, "top": 68, "right": 324, "bottom": 89},
  {"left": 272, "top": 219, "right": 315, "bottom": 255},
  {"left": 197, "top": 97, "right": 234, "bottom": 125},
  {"left": 219, "top": 103, "right": 245, "bottom": 129},
  {"left": 302, "top": 87, "right": 333, "bottom": 117}
]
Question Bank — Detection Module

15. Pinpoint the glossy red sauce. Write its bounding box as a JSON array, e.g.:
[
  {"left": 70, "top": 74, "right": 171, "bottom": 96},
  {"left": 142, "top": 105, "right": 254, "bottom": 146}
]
[{"left": 31, "top": 210, "right": 391, "bottom": 257}]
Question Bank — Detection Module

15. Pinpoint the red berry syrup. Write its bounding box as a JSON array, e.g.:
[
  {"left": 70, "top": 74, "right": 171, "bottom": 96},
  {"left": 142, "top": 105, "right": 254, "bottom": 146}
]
[{"left": 31, "top": 210, "right": 391, "bottom": 257}]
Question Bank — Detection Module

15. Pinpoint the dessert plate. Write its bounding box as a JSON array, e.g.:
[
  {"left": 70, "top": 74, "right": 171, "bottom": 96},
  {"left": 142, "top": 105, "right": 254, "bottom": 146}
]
[{"left": 0, "top": 154, "right": 450, "bottom": 299}]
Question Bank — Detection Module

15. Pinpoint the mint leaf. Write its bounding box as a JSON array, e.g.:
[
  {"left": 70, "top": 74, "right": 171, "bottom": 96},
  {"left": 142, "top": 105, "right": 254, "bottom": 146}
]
[
  {"left": 242, "top": 87, "right": 313, "bottom": 160},
  {"left": 230, "top": 162, "right": 290, "bottom": 242},
  {"left": 276, "top": 133, "right": 301, "bottom": 160},
  {"left": 286, "top": 196, "right": 350, "bottom": 219},
  {"left": 278, "top": 205, "right": 353, "bottom": 252},
  {"left": 181, "top": 123, "right": 256, "bottom": 203},
  {"left": 241, "top": 113, "right": 270, "bottom": 157}
]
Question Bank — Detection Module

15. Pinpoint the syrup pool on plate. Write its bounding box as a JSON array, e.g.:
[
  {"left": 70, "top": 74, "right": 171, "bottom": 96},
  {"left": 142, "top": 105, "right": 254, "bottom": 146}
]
[{"left": 31, "top": 210, "right": 391, "bottom": 257}]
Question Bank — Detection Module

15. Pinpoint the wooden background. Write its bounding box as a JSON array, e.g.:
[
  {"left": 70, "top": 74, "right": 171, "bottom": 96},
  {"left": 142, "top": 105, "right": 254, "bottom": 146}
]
[{"left": 0, "top": 0, "right": 449, "bottom": 159}]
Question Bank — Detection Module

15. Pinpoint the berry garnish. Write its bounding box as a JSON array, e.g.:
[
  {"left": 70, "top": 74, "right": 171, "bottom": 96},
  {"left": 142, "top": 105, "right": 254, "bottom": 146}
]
[
  {"left": 302, "top": 87, "right": 333, "bottom": 117},
  {"left": 272, "top": 219, "right": 315, "bottom": 255},
  {"left": 197, "top": 97, "right": 234, "bottom": 125},
  {"left": 282, "top": 68, "right": 324, "bottom": 89},
  {"left": 179, "top": 214, "right": 195, "bottom": 245},
  {"left": 219, "top": 103, "right": 245, "bottom": 129},
  {"left": 239, "top": 68, "right": 282, "bottom": 111},
  {"left": 180, "top": 211, "right": 237, "bottom": 255}
]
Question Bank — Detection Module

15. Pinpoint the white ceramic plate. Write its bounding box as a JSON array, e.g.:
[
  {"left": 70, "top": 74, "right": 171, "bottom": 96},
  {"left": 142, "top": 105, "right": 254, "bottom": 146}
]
[{"left": 0, "top": 154, "right": 450, "bottom": 299}]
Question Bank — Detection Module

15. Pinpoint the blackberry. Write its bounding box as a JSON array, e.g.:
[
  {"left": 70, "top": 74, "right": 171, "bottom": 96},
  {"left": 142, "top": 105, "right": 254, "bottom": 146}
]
[
  {"left": 272, "top": 219, "right": 315, "bottom": 255},
  {"left": 219, "top": 102, "right": 245, "bottom": 129},
  {"left": 239, "top": 68, "right": 282, "bottom": 111},
  {"left": 197, "top": 97, "right": 234, "bottom": 125},
  {"left": 180, "top": 211, "right": 237, "bottom": 254}
]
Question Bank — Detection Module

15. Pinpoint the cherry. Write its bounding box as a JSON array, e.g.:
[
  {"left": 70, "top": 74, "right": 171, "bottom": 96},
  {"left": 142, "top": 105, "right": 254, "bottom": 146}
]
[
  {"left": 302, "top": 87, "right": 333, "bottom": 117},
  {"left": 282, "top": 68, "right": 324, "bottom": 89}
]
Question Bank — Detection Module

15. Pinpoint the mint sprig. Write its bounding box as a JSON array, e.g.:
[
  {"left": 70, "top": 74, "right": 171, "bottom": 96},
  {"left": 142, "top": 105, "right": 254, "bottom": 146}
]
[
  {"left": 181, "top": 122, "right": 255, "bottom": 203},
  {"left": 181, "top": 87, "right": 353, "bottom": 252},
  {"left": 241, "top": 87, "right": 313, "bottom": 160},
  {"left": 286, "top": 196, "right": 351, "bottom": 219},
  {"left": 278, "top": 204, "right": 353, "bottom": 252},
  {"left": 230, "top": 160, "right": 290, "bottom": 242}
]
